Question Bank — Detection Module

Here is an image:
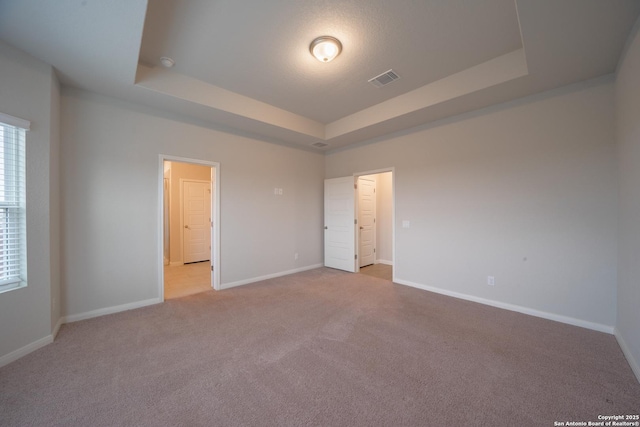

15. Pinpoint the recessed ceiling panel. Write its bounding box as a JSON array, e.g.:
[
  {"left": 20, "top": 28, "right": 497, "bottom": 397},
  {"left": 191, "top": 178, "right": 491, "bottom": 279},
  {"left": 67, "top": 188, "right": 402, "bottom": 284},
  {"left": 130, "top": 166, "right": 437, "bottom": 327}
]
[{"left": 139, "top": 0, "right": 522, "bottom": 123}]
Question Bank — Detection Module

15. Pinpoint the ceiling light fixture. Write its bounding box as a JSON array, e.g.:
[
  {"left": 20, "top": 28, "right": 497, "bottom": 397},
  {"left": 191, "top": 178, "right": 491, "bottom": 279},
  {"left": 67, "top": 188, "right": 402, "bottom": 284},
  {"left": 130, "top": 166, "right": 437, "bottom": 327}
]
[
  {"left": 160, "top": 56, "right": 175, "bottom": 68},
  {"left": 309, "top": 36, "right": 342, "bottom": 62}
]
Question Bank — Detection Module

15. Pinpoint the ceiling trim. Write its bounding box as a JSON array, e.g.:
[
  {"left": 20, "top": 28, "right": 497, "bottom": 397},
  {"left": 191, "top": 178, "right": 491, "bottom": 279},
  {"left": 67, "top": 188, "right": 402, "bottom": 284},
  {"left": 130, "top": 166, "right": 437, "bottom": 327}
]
[
  {"left": 135, "top": 64, "right": 325, "bottom": 139},
  {"left": 134, "top": 48, "right": 528, "bottom": 149},
  {"left": 326, "top": 49, "right": 528, "bottom": 140}
]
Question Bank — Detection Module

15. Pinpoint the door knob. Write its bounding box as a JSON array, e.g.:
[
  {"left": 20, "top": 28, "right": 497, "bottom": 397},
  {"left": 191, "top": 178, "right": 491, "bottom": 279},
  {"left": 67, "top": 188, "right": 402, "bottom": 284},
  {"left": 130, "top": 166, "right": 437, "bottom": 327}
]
[
  {"left": 185, "top": 225, "right": 190, "bottom": 229},
  {"left": 360, "top": 226, "right": 364, "bottom": 230}
]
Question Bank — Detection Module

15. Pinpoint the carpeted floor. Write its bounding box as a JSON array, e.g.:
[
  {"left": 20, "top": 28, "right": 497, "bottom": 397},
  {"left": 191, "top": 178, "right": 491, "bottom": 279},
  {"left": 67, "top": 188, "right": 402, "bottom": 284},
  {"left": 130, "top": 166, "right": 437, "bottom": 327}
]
[{"left": 1, "top": 267, "right": 638, "bottom": 426}]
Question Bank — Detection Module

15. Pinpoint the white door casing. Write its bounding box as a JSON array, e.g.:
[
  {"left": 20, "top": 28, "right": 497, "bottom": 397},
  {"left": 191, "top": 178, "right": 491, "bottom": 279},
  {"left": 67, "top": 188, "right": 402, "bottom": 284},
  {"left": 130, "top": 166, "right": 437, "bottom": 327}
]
[
  {"left": 182, "top": 180, "right": 211, "bottom": 264},
  {"left": 159, "top": 155, "right": 220, "bottom": 301},
  {"left": 324, "top": 177, "right": 356, "bottom": 272},
  {"left": 163, "top": 178, "right": 170, "bottom": 266},
  {"left": 358, "top": 177, "right": 376, "bottom": 267}
]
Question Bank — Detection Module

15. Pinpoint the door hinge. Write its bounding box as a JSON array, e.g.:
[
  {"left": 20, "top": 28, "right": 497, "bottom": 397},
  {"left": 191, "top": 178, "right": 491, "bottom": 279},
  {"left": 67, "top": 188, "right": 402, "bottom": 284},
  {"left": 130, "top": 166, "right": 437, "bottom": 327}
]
[
  {"left": 354, "top": 218, "right": 357, "bottom": 225},
  {"left": 355, "top": 254, "right": 358, "bottom": 260},
  {"left": 374, "top": 218, "right": 376, "bottom": 223},
  {"left": 374, "top": 188, "right": 376, "bottom": 193},
  {"left": 354, "top": 183, "right": 357, "bottom": 189},
  {"left": 374, "top": 248, "right": 376, "bottom": 253},
  {"left": 211, "top": 265, "right": 213, "bottom": 271}
]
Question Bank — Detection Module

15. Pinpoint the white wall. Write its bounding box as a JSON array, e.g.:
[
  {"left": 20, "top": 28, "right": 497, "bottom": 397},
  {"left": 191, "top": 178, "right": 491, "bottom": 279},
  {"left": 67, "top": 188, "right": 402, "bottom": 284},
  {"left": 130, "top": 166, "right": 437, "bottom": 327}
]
[
  {"left": 327, "top": 79, "right": 618, "bottom": 330},
  {"left": 615, "top": 22, "right": 640, "bottom": 381},
  {"left": 60, "top": 88, "right": 324, "bottom": 318},
  {"left": 0, "top": 41, "right": 59, "bottom": 362}
]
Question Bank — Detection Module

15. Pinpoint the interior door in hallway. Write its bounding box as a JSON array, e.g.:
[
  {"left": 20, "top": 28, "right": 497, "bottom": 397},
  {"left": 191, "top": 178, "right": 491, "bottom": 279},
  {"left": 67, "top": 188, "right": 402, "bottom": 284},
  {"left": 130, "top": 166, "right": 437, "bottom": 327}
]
[
  {"left": 183, "top": 180, "right": 211, "bottom": 264},
  {"left": 324, "top": 176, "right": 356, "bottom": 272},
  {"left": 357, "top": 176, "right": 376, "bottom": 267}
]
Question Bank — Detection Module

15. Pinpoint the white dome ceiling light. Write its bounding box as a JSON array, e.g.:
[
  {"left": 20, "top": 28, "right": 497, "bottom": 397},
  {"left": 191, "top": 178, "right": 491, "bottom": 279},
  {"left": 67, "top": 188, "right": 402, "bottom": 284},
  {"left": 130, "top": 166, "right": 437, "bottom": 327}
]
[
  {"left": 309, "top": 36, "right": 342, "bottom": 62},
  {"left": 160, "top": 56, "right": 175, "bottom": 68}
]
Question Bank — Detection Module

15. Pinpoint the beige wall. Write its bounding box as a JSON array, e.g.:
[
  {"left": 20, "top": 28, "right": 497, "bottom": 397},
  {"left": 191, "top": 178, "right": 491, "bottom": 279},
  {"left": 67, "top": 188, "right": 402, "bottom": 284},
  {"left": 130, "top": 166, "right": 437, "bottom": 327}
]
[
  {"left": 327, "top": 79, "right": 618, "bottom": 330},
  {"left": 0, "top": 41, "right": 60, "bottom": 362},
  {"left": 60, "top": 88, "right": 324, "bottom": 318},
  {"left": 615, "top": 21, "right": 640, "bottom": 381},
  {"left": 167, "top": 161, "right": 212, "bottom": 264}
]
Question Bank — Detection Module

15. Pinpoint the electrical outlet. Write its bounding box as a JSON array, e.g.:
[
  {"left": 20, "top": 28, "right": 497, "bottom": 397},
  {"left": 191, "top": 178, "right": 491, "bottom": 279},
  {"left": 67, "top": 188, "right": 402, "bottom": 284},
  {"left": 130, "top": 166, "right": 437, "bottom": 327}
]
[
  {"left": 294, "top": 252, "right": 298, "bottom": 260},
  {"left": 402, "top": 220, "right": 410, "bottom": 228},
  {"left": 487, "top": 276, "right": 495, "bottom": 286}
]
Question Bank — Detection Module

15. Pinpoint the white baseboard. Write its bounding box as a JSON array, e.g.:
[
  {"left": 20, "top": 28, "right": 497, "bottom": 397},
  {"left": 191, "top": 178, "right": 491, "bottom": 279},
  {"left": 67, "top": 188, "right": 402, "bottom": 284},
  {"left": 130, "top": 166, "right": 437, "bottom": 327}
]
[
  {"left": 0, "top": 334, "right": 54, "bottom": 368},
  {"left": 1, "top": 298, "right": 161, "bottom": 367},
  {"left": 221, "top": 263, "right": 323, "bottom": 290},
  {"left": 1, "top": 264, "right": 323, "bottom": 366},
  {"left": 375, "top": 259, "right": 393, "bottom": 266},
  {"left": 1, "top": 264, "right": 325, "bottom": 367},
  {"left": 63, "top": 297, "right": 162, "bottom": 323},
  {"left": 393, "top": 277, "right": 614, "bottom": 334},
  {"left": 614, "top": 329, "right": 640, "bottom": 384}
]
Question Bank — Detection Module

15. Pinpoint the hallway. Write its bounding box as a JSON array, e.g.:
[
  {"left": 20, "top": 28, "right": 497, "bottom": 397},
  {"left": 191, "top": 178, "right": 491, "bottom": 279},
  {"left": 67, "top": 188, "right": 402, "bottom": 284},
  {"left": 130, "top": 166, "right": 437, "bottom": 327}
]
[{"left": 164, "top": 261, "right": 211, "bottom": 299}]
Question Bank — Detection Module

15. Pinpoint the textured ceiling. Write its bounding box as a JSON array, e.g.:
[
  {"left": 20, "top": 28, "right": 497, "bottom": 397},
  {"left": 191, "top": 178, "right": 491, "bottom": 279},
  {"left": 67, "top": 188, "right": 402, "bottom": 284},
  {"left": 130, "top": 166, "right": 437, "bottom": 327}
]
[{"left": 1, "top": 0, "right": 640, "bottom": 152}]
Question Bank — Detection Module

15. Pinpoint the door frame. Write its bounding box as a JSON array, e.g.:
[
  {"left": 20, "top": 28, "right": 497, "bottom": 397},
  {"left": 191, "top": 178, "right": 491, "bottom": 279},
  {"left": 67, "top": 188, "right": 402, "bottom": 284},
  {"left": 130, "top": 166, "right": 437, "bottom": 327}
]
[
  {"left": 158, "top": 155, "right": 221, "bottom": 301},
  {"left": 353, "top": 168, "right": 395, "bottom": 279},
  {"left": 180, "top": 178, "right": 212, "bottom": 265}
]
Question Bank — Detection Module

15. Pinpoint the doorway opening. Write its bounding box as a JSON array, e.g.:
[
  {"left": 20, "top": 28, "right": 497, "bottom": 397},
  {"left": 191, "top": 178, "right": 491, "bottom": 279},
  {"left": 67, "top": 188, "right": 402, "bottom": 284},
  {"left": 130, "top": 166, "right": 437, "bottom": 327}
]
[
  {"left": 159, "top": 155, "right": 220, "bottom": 301},
  {"left": 356, "top": 171, "right": 393, "bottom": 281},
  {"left": 323, "top": 168, "right": 394, "bottom": 281}
]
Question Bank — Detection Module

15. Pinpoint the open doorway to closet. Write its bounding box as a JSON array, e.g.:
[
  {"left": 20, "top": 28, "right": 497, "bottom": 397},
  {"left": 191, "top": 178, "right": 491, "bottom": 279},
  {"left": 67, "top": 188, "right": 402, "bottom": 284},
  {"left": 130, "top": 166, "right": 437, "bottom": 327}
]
[
  {"left": 356, "top": 171, "right": 393, "bottom": 281},
  {"left": 159, "top": 156, "right": 220, "bottom": 300},
  {"left": 323, "top": 169, "right": 394, "bottom": 279}
]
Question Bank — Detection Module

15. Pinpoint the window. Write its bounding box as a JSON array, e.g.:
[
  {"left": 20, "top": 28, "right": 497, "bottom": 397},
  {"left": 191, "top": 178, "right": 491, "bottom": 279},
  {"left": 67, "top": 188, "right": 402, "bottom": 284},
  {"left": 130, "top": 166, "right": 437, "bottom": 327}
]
[{"left": 0, "top": 113, "right": 28, "bottom": 293}]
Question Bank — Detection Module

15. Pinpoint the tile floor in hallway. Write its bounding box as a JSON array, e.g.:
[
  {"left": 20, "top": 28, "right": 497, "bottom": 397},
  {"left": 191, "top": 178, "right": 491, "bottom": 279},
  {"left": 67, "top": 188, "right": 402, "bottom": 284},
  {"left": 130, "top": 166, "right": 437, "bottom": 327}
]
[
  {"left": 358, "top": 263, "right": 393, "bottom": 281},
  {"left": 164, "top": 261, "right": 212, "bottom": 299}
]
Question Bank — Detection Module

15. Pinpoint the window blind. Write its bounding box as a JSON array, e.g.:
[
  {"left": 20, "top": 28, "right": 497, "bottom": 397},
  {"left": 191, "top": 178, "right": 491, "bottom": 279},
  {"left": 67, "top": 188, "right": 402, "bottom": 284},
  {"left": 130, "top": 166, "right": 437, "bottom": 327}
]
[{"left": 0, "top": 120, "right": 27, "bottom": 289}]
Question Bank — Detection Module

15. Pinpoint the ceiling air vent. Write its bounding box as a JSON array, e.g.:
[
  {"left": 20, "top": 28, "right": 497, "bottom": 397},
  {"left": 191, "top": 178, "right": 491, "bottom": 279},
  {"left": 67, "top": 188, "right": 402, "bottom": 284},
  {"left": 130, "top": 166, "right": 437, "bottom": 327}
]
[
  {"left": 311, "top": 142, "right": 329, "bottom": 148},
  {"left": 368, "top": 69, "right": 400, "bottom": 88}
]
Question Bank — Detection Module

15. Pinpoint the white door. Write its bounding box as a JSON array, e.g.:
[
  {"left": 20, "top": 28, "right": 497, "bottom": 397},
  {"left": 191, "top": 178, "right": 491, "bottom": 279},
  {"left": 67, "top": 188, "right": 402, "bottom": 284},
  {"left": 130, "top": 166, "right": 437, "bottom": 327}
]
[
  {"left": 183, "top": 180, "right": 211, "bottom": 264},
  {"left": 358, "top": 177, "right": 376, "bottom": 267},
  {"left": 324, "top": 177, "right": 356, "bottom": 272}
]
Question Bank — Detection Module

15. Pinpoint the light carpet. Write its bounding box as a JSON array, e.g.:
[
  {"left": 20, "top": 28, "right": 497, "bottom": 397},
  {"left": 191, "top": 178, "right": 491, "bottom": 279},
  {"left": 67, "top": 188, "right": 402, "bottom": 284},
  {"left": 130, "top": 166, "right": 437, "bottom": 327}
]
[{"left": 1, "top": 267, "right": 638, "bottom": 426}]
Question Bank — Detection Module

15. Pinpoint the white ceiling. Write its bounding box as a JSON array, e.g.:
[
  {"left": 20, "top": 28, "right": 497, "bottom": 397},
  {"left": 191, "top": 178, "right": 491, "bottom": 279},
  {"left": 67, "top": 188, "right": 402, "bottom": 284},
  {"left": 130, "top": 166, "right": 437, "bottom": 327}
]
[{"left": 1, "top": 0, "right": 639, "bottom": 152}]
